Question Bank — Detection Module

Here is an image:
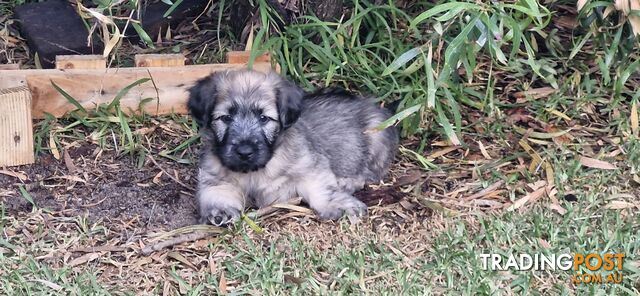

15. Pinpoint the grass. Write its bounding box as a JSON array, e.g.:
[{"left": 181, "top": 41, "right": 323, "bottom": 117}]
[
  {"left": 1, "top": 0, "right": 640, "bottom": 295},
  {"left": 0, "top": 175, "right": 637, "bottom": 295}
]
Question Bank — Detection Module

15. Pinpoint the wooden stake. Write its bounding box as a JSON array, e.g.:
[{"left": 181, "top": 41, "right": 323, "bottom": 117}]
[
  {"left": 135, "top": 54, "right": 185, "bottom": 67},
  {"left": 226, "top": 51, "right": 271, "bottom": 64},
  {"left": 0, "top": 86, "right": 34, "bottom": 167},
  {"left": 55, "top": 55, "right": 106, "bottom": 70},
  {"left": 0, "top": 64, "right": 20, "bottom": 70}
]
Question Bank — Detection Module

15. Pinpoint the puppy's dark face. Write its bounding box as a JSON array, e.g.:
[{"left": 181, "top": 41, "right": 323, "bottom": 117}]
[{"left": 188, "top": 70, "right": 304, "bottom": 173}]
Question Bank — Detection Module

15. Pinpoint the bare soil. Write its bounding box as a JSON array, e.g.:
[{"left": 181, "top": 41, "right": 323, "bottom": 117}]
[
  {"left": 0, "top": 139, "right": 407, "bottom": 230},
  {"left": 1, "top": 145, "right": 199, "bottom": 229}
]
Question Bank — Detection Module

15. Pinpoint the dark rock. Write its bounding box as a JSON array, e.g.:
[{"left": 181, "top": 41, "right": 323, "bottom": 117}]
[
  {"left": 229, "top": 0, "right": 345, "bottom": 42},
  {"left": 563, "top": 194, "right": 577, "bottom": 202},
  {"left": 306, "top": 0, "right": 344, "bottom": 21},
  {"left": 135, "top": 0, "right": 209, "bottom": 41},
  {"left": 14, "top": 0, "right": 102, "bottom": 68}
]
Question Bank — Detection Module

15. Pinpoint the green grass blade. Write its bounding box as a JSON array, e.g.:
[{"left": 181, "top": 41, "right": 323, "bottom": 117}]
[
  {"left": 373, "top": 104, "right": 421, "bottom": 131},
  {"left": 108, "top": 78, "right": 151, "bottom": 111},
  {"left": 410, "top": 2, "right": 480, "bottom": 28},
  {"left": 438, "top": 16, "right": 478, "bottom": 84},
  {"left": 382, "top": 45, "right": 425, "bottom": 76},
  {"left": 424, "top": 44, "right": 436, "bottom": 109},
  {"left": 50, "top": 80, "right": 87, "bottom": 114},
  {"left": 163, "top": 0, "right": 183, "bottom": 17},
  {"left": 18, "top": 185, "right": 35, "bottom": 208},
  {"left": 131, "top": 22, "right": 155, "bottom": 49},
  {"left": 435, "top": 102, "right": 461, "bottom": 146}
]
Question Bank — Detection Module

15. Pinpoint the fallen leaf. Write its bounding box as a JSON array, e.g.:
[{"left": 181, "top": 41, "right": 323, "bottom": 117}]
[
  {"left": 63, "top": 149, "right": 77, "bottom": 173},
  {"left": 427, "top": 146, "right": 460, "bottom": 160},
  {"left": 271, "top": 204, "right": 313, "bottom": 213},
  {"left": 69, "top": 252, "right": 100, "bottom": 267},
  {"left": 71, "top": 245, "right": 126, "bottom": 253},
  {"left": 507, "top": 186, "right": 547, "bottom": 211},
  {"left": 471, "top": 199, "right": 504, "bottom": 208},
  {"left": 546, "top": 108, "right": 572, "bottom": 121},
  {"left": 209, "top": 256, "right": 217, "bottom": 274},
  {"left": 547, "top": 187, "right": 558, "bottom": 201},
  {"left": 579, "top": 156, "right": 617, "bottom": 170},
  {"left": 49, "top": 175, "right": 86, "bottom": 183},
  {"left": 133, "top": 257, "right": 153, "bottom": 268},
  {"left": 219, "top": 270, "right": 227, "bottom": 294},
  {"left": 133, "top": 126, "right": 157, "bottom": 136},
  {"left": 604, "top": 200, "right": 638, "bottom": 210},
  {"left": 615, "top": 0, "right": 640, "bottom": 35},
  {"left": 526, "top": 180, "right": 547, "bottom": 191},
  {"left": 284, "top": 274, "right": 305, "bottom": 285},
  {"left": 0, "top": 170, "right": 28, "bottom": 181},
  {"left": 631, "top": 13, "right": 640, "bottom": 37},
  {"left": 518, "top": 139, "right": 544, "bottom": 173},
  {"left": 549, "top": 203, "right": 567, "bottom": 215},
  {"left": 465, "top": 180, "right": 505, "bottom": 201},
  {"left": 515, "top": 126, "right": 573, "bottom": 140},
  {"left": 415, "top": 197, "right": 459, "bottom": 217},
  {"left": 545, "top": 162, "right": 555, "bottom": 186},
  {"left": 505, "top": 108, "right": 532, "bottom": 124},
  {"left": 49, "top": 134, "right": 60, "bottom": 160},
  {"left": 604, "top": 5, "right": 616, "bottom": 18},
  {"left": 477, "top": 141, "right": 492, "bottom": 159},
  {"left": 395, "top": 170, "right": 422, "bottom": 186},
  {"left": 577, "top": 0, "right": 589, "bottom": 10},
  {"left": 77, "top": 2, "right": 122, "bottom": 57},
  {"left": 31, "top": 279, "right": 63, "bottom": 291},
  {"left": 514, "top": 87, "right": 557, "bottom": 102},
  {"left": 545, "top": 125, "right": 573, "bottom": 146},
  {"left": 163, "top": 281, "right": 172, "bottom": 296},
  {"left": 153, "top": 171, "right": 163, "bottom": 184},
  {"left": 167, "top": 252, "right": 197, "bottom": 270},
  {"left": 538, "top": 238, "right": 552, "bottom": 249}
]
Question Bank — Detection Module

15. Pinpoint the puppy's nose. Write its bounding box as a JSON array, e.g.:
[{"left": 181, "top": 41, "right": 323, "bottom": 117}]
[{"left": 235, "top": 144, "right": 255, "bottom": 160}]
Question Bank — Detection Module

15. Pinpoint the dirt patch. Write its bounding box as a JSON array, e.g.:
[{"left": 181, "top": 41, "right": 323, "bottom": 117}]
[
  {"left": 1, "top": 146, "right": 200, "bottom": 229},
  {"left": 1, "top": 142, "right": 407, "bottom": 230}
]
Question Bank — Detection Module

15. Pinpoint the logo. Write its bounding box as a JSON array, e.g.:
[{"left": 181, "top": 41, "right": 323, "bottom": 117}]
[{"left": 479, "top": 253, "right": 625, "bottom": 284}]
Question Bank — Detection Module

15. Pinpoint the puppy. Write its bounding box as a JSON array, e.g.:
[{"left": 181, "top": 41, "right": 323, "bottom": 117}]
[{"left": 188, "top": 69, "right": 398, "bottom": 225}]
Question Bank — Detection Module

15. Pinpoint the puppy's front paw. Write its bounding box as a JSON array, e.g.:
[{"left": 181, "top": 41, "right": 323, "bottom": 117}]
[
  {"left": 314, "top": 194, "right": 368, "bottom": 221},
  {"left": 198, "top": 187, "right": 243, "bottom": 226},
  {"left": 200, "top": 205, "right": 241, "bottom": 226}
]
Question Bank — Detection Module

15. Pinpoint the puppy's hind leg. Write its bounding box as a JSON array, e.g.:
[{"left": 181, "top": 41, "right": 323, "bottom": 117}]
[{"left": 298, "top": 177, "right": 367, "bottom": 221}]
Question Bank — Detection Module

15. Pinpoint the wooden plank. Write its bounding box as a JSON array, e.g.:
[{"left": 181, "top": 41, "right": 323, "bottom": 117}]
[
  {"left": 7, "top": 62, "right": 273, "bottom": 118},
  {"left": 56, "top": 55, "right": 106, "bottom": 70},
  {"left": 226, "top": 51, "right": 281, "bottom": 73},
  {"left": 135, "top": 54, "right": 185, "bottom": 67},
  {"left": 0, "top": 64, "right": 20, "bottom": 70},
  {"left": 0, "top": 86, "right": 34, "bottom": 167},
  {"left": 226, "top": 51, "right": 272, "bottom": 64}
]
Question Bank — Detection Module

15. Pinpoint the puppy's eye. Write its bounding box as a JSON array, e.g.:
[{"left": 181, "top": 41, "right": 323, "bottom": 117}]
[
  {"left": 259, "top": 115, "right": 269, "bottom": 124},
  {"left": 218, "top": 115, "right": 232, "bottom": 123}
]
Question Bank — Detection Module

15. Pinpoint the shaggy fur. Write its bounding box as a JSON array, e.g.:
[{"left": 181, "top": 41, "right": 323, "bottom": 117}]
[{"left": 188, "top": 69, "right": 398, "bottom": 225}]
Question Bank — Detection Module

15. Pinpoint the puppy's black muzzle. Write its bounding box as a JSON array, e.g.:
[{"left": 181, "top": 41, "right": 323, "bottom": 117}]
[{"left": 235, "top": 143, "right": 256, "bottom": 160}]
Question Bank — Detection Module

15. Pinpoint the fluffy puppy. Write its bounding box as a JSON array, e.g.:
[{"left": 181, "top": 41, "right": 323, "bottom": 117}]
[{"left": 188, "top": 69, "right": 398, "bottom": 225}]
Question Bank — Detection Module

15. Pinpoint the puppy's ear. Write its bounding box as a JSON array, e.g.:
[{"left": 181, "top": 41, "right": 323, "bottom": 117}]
[
  {"left": 275, "top": 77, "right": 304, "bottom": 129},
  {"left": 188, "top": 74, "right": 220, "bottom": 128}
]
